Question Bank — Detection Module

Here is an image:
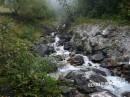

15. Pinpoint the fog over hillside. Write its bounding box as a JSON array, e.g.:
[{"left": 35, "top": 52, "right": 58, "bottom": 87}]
[{"left": 47, "top": 0, "right": 76, "bottom": 21}]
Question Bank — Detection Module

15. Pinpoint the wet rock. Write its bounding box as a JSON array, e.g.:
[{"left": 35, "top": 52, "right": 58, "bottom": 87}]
[
  {"left": 102, "top": 56, "right": 126, "bottom": 65},
  {"left": 72, "top": 24, "right": 130, "bottom": 66},
  {"left": 74, "top": 75, "right": 97, "bottom": 93},
  {"left": 48, "top": 46, "right": 55, "bottom": 53},
  {"left": 60, "top": 87, "right": 85, "bottom": 97},
  {"left": 41, "top": 25, "right": 56, "bottom": 36},
  {"left": 58, "top": 39, "right": 66, "bottom": 46},
  {"left": 65, "top": 71, "right": 97, "bottom": 93},
  {"left": 40, "top": 36, "right": 55, "bottom": 44},
  {"left": 67, "top": 55, "right": 85, "bottom": 66},
  {"left": 75, "top": 46, "right": 84, "bottom": 54},
  {"left": 71, "top": 34, "right": 84, "bottom": 53},
  {"left": 65, "top": 71, "right": 105, "bottom": 94},
  {"left": 46, "top": 36, "right": 55, "bottom": 43},
  {"left": 100, "top": 55, "right": 130, "bottom": 81},
  {"left": 101, "top": 26, "right": 117, "bottom": 38},
  {"left": 91, "top": 53, "right": 105, "bottom": 62},
  {"left": 119, "top": 56, "right": 130, "bottom": 65},
  {"left": 89, "top": 91, "right": 117, "bottom": 97},
  {"left": 34, "top": 44, "right": 55, "bottom": 56},
  {"left": 99, "top": 54, "right": 130, "bottom": 82},
  {"left": 64, "top": 42, "right": 74, "bottom": 51},
  {"left": 57, "top": 33, "right": 72, "bottom": 46},
  {"left": 122, "top": 65, "right": 130, "bottom": 82},
  {"left": 92, "top": 68, "right": 107, "bottom": 76},
  {"left": 122, "top": 92, "right": 130, "bottom": 97},
  {"left": 90, "top": 35, "right": 107, "bottom": 51},
  {"left": 83, "top": 40, "right": 92, "bottom": 54},
  {"left": 52, "top": 55, "right": 64, "bottom": 61},
  {"left": 89, "top": 75, "right": 107, "bottom": 83},
  {"left": 102, "top": 57, "right": 121, "bottom": 68},
  {"left": 65, "top": 71, "right": 85, "bottom": 80}
]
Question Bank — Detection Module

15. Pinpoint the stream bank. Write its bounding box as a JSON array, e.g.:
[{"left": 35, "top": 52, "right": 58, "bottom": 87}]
[{"left": 34, "top": 23, "right": 130, "bottom": 97}]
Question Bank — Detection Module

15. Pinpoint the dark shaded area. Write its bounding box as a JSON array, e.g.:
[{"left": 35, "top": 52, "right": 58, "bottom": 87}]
[{"left": 76, "top": 0, "right": 130, "bottom": 19}]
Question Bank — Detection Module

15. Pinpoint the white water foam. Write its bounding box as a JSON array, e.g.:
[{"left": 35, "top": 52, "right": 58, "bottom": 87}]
[
  {"left": 103, "top": 76, "right": 130, "bottom": 97},
  {"left": 58, "top": 64, "right": 80, "bottom": 73},
  {"left": 51, "top": 35, "right": 130, "bottom": 97}
]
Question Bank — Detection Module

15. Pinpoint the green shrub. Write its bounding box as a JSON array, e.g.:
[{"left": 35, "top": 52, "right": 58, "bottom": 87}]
[
  {"left": 17, "top": 24, "right": 41, "bottom": 42},
  {"left": 0, "top": 0, "right": 53, "bottom": 19},
  {"left": 0, "top": 19, "right": 60, "bottom": 97}
]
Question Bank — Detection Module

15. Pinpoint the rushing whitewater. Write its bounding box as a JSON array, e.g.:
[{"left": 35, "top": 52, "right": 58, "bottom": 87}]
[{"left": 49, "top": 33, "right": 130, "bottom": 97}]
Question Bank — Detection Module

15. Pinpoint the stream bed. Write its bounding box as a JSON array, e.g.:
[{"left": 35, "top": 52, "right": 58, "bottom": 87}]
[
  {"left": 47, "top": 33, "right": 130, "bottom": 97},
  {"left": 34, "top": 24, "right": 130, "bottom": 97}
]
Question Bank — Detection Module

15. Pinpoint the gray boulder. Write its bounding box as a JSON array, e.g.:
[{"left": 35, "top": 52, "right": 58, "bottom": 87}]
[
  {"left": 91, "top": 53, "right": 105, "bottom": 62},
  {"left": 34, "top": 44, "right": 55, "bottom": 56},
  {"left": 122, "top": 92, "right": 130, "bottom": 97},
  {"left": 65, "top": 71, "right": 107, "bottom": 94},
  {"left": 67, "top": 55, "right": 85, "bottom": 66},
  {"left": 60, "top": 86, "right": 85, "bottom": 97}
]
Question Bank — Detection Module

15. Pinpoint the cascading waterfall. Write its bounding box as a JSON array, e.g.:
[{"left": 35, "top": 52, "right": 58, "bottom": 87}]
[{"left": 49, "top": 32, "right": 130, "bottom": 97}]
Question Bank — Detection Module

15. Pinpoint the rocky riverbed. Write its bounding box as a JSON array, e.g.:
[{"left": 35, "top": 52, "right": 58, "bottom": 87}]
[{"left": 34, "top": 24, "right": 130, "bottom": 97}]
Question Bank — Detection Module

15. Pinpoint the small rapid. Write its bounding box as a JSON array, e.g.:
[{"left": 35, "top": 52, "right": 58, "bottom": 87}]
[{"left": 49, "top": 33, "right": 130, "bottom": 97}]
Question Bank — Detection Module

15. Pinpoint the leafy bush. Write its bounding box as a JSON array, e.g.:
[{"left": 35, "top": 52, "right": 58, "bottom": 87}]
[
  {"left": 0, "top": 0, "right": 53, "bottom": 19},
  {"left": 0, "top": 19, "right": 60, "bottom": 97},
  {"left": 76, "top": 0, "right": 121, "bottom": 18},
  {"left": 17, "top": 24, "right": 41, "bottom": 42}
]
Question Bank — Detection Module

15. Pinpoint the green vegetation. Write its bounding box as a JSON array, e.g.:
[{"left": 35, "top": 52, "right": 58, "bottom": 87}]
[
  {"left": 0, "top": 0, "right": 130, "bottom": 97},
  {"left": 57, "top": 0, "right": 130, "bottom": 25},
  {"left": 0, "top": 6, "right": 10, "bottom": 13},
  {"left": 76, "top": 0, "right": 120, "bottom": 18},
  {"left": 76, "top": 0, "right": 130, "bottom": 20},
  {"left": 0, "top": 0, "right": 54, "bottom": 19},
  {"left": 0, "top": 16, "right": 60, "bottom": 97},
  {"left": 73, "top": 16, "right": 130, "bottom": 26},
  {"left": 0, "top": 0, "right": 60, "bottom": 96}
]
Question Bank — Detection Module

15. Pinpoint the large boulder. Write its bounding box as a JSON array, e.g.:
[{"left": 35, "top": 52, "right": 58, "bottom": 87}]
[
  {"left": 89, "top": 75, "right": 107, "bottom": 83},
  {"left": 101, "top": 26, "right": 117, "bottom": 38},
  {"left": 122, "top": 92, "right": 130, "bottom": 97},
  {"left": 72, "top": 24, "right": 130, "bottom": 60},
  {"left": 72, "top": 24, "right": 108, "bottom": 54},
  {"left": 122, "top": 64, "right": 130, "bottom": 82},
  {"left": 57, "top": 32, "right": 73, "bottom": 46},
  {"left": 64, "top": 42, "right": 75, "bottom": 51},
  {"left": 67, "top": 55, "right": 85, "bottom": 66},
  {"left": 34, "top": 44, "right": 55, "bottom": 56},
  {"left": 91, "top": 52, "right": 105, "bottom": 62},
  {"left": 71, "top": 24, "right": 130, "bottom": 80},
  {"left": 91, "top": 68, "right": 107, "bottom": 76},
  {"left": 71, "top": 33, "right": 85, "bottom": 53},
  {"left": 71, "top": 74, "right": 97, "bottom": 93},
  {"left": 65, "top": 70, "right": 107, "bottom": 94},
  {"left": 89, "top": 35, "right": 107, "bottom": 51},
  {"left": 60, "top": 86, "right": 85, "bottom": 97},
  {"left": 101, "top": 55, "right": 130, "bottom": 82}
]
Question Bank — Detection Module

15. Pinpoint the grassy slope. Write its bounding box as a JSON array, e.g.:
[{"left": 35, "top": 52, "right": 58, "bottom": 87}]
[
  {"left": 0, "top": 5, "right": 56, "bottom": 43},
  {"left": 0, "top": 15, "right": 43, "bottom": 43},
  {"left": 73, "top": 16, "right": 130, "bottom": 26},
  {"left": 0, "top": 6, "right": 11, "bottom": 13},
  {"left": 0, "top": 14, "right": 60, "bottom": 97}
]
